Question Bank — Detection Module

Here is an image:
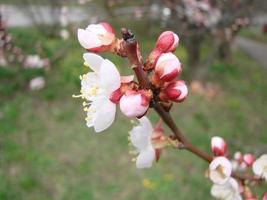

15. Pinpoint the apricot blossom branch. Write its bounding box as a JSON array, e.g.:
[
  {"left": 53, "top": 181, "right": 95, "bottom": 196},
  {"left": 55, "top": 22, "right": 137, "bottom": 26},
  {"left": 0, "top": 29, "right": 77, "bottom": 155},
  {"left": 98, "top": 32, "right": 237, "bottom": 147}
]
[{"left": 75, "top": 22, "right": 267, "bottom": 200}]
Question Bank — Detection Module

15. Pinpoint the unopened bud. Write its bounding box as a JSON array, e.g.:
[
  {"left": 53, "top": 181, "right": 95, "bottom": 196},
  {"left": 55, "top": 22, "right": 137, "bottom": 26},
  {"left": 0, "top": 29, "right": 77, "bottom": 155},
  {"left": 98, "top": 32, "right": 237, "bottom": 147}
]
[
  {"left": 119, "top": 90, "right": 150, "bottom": 118},
  {"left": 243, "top": 154, "right": 255, "bottom": 167},
  {"left": 155, "top": 53, "right": 182, "bottom": 82},
  {"left": 211, "top": 136, "right": 227, "bottom": 156},
  {"left": 155, "top": 31, "right": 179, "bottom": 53},
  {"left": 163, "top": 80, "right": 188, "bottom": 102}
]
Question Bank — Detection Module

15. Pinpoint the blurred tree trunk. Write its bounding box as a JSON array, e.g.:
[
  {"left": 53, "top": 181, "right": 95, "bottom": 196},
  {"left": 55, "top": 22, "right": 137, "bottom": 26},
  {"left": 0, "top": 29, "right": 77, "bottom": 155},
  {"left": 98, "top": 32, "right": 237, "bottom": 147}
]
[
  {"left": 185, "top": 34, "right": 201, "bottom": 69},
  {"left": 217, "top": 29, "right": 232, "bottom": 63}
]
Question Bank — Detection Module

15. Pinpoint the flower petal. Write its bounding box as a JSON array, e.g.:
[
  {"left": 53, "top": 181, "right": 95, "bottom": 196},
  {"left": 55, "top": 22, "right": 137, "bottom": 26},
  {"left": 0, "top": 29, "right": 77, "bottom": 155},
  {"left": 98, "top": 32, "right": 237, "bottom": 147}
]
[
  {"left": 83, "top": 53, "right": 104, "bottom": 72},
  {"left": 77, "top": 29, "right": 101, "bottom": 49},
  {"left": 93, "top": 99, "right": 116, "bottom": 132},
  {"left": 99, "top": 59, "right": 120, "bottom": 94},
  {"left": 139, "top": 116, "right": 153, "bottom": 136},
  {"left": 130, "top": 116, "right": 153, "bottom": 150},
  {"left": 136, "top": 147, "right": 155, "bottom": 169}
]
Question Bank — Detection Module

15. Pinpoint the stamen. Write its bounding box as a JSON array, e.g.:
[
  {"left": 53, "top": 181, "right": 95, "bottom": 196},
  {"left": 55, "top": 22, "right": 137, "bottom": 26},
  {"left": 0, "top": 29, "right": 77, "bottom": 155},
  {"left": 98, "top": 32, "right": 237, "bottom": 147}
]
[
  {"left": 72, "top": 94, "right": 83, "bottom": 98},
  {"left": 129, "top": 150, "right": 138, "bottom": 155},
  {"left": 84, "top": 61, "right": 89, "bottom": 67},
  {"left": 83, "top": 102, "right": 89, "bottom": 107}
]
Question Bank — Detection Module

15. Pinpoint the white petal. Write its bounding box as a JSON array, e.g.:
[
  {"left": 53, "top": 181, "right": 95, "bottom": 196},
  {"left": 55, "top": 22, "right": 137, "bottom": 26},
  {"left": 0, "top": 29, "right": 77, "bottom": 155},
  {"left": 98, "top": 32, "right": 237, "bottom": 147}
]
[
  {"left": 83, "top": 53, "right": 104, "bottom": 72},
  {"left": 139, "top": 116, "right": 153, "bottom": 136},
  {"left": 130, "top": 127, "right": 150, "bottom": 150},
  {"left": 86, "top": 24, "right": 107, "bottom": 34},
  {"left": 252, "top": 154, "right": 267, "bottom": 178},
  {"left": 99, "top": 59, "right": 120, "bottom": 94},
  {"left": 77, "top": 29, "right": 101, "bottom": 49},
  {"left": 93, "top": 99, "right": 116, "bottom": 132},
  {"left": 252, "top": 159, "right": 263, "bottom": 176},
  {"left": 129, "top": 117, "right": 153, "bottom": 150},
  {"left": 136, "top": 147, "right": 155, "bottom": 169},
  {"left": 211, "top": 178, "right": 240, "bottom": 200},
  {"left": 209, "top": 157, "right": 232, "bottom": 185}
]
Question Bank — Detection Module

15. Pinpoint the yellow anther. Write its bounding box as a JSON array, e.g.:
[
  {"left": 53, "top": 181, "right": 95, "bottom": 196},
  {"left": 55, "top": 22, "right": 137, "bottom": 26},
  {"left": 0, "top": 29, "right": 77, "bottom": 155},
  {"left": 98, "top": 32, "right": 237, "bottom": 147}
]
[
  {"left": 83, "top": 102, "right": 88, "bottom": 107},
  {"left": 79, "top": 75, "right": 83, "bottom": 80},
  {"left": 85, "top": 116, "right": 92, "bottom": 121},
  {"left": 84, "top": 61, "right": 89, "bottom": 67},
  {"left": 89, "top": 86, "right": 98, "bottom": 96},
  {"left": 72, "top": 94, "right": 82, "bottom": 98}
]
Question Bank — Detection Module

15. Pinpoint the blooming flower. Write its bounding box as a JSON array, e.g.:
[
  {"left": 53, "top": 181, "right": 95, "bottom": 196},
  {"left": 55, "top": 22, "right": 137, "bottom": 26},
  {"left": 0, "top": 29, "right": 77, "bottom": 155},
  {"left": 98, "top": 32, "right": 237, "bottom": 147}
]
[
  {"left": 209, "top": 156, "right": 232, "bottom": 185},
  {"left": 77, "top": 22, "right": 115, "bottom": 52},
  {"left": 155, "top": 31, "right": 179, "bottom": 53},
  {"left": 129, "top": 117, "right": 155, "bottom": 168},
  {"left": 211, "top": 178, "right": 242, "bottom": 200},
  {"left": 155, "top": 53, "right": 182, "bottom": 82},
  {"left": 24, "top": 55, "right": 46, "bottom": 69},
  {"left": 252, "top": 154, "right": 267, "bottom": 180},
  {"left": 60, "top": 29, "right": 70, "bottom": 40},
  {"left": 129, "top": 117, "right": 168, "bottom": 169},
  {"left": 77, "top": 53, "right": 120, "bottom": 132},
  {"left": 29, "top": 76, "right": 45, "bottom": 91},
  {"left": 119, "top": 90, "right": 150, "bottom": 118},
  {"left": 211, "top": 136, "right": 227, "bottom": 156},
  {"left": 163, "top": 80, "right": 188, "bottom": 102}
]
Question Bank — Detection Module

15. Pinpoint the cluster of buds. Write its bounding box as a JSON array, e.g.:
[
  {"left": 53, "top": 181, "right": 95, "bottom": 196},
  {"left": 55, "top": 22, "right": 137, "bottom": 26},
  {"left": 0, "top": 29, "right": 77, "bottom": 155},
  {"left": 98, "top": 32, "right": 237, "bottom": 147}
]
[
  {"left": 231, "top": 152, "right": 255, "bottom": 171},
  {"left": 146, "top": 31, "right": 188, "bottom": 109}
]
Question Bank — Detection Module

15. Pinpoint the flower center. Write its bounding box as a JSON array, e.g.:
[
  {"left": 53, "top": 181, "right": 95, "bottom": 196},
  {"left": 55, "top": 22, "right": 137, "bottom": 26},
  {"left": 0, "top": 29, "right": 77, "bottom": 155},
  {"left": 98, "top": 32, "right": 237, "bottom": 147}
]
[
  {"left": 89, "top": 86, "right": 99, "bottom": 96},
  {"left": 215, "top": 165, "right": 226, "bottom": 179}
]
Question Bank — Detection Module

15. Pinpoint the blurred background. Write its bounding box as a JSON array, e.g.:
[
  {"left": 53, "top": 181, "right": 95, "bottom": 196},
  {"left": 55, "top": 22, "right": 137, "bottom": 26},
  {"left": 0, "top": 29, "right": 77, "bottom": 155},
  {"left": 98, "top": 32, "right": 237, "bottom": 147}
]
[{"left": 0, "top": 0, "right": 266, "bottom": 199}]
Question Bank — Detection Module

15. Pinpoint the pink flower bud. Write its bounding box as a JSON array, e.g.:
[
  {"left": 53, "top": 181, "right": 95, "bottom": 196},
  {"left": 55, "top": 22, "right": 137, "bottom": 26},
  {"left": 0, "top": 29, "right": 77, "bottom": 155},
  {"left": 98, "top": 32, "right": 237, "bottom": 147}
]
[
  {"left": 263, "top": 192, "right": 267, "bottom": 200},
  {"left": 243, "top": 154, "right": 255, "bottom": 167},
  {"left": 119, "top": 90, "right": 149, "bottom": 118},
  {"left": 155, "top": 53, "right": 182, "bottom": 82},
  {"left": 211, "top": 136, "right": 227, "bottom": 156},
  {"left": 155, "top": 31, "right": 179, "bottom": 53},
  {"left": 77, "top": 22, "right": 115, "bottom": 52},
  {"left": 234, "top": 152, "right": 243, "bottom": 163},
  {"left": 164, "top": 80, "right": 188, "bottom": 102}
]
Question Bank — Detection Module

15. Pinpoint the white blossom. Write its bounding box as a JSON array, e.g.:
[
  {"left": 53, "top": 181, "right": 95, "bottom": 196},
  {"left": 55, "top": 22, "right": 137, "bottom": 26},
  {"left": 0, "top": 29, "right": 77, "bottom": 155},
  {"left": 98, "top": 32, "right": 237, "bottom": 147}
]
[
  {"left": 129, "top": 117, "right": 155, "bottom": 169},
  {"left": 252, "top": 154, "right": 267, "bottom": 181},
  {"left": 29, "top": 76, "right": 45, "bottom": 91},
  {"left": 77, "top": 53, "right": 120, "bottom": 132},
  {"left": 211, "top": 178, "right": 242, "bottom": 200},
  {"left": 209, "top": 156, "right": 232, "bottom": 185}
]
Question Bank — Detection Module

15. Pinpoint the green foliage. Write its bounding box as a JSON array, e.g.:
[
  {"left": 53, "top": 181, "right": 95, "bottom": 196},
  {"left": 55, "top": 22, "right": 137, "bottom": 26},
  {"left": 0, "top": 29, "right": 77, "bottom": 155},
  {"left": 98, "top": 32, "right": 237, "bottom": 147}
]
[{"left": 0, "top": 26, "right": 266, "bottom": 200}]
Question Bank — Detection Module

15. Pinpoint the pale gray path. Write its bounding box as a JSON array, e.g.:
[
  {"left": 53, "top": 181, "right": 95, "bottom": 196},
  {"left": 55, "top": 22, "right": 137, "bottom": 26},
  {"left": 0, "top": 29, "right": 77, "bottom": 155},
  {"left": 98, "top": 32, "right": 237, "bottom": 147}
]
[
  {"left": 0, "top": 4, "right": 104, "bottom": 27},
  {"left": 234, "top": 36, "right": 267, "bottom": 67}
]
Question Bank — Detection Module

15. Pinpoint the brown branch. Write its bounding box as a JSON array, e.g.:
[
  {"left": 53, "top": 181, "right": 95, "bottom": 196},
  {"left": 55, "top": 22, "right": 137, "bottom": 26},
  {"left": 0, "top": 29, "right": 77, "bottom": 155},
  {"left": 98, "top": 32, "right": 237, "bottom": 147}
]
[{"left": 121, "top": 28, "right": 260, "bottom": 182}]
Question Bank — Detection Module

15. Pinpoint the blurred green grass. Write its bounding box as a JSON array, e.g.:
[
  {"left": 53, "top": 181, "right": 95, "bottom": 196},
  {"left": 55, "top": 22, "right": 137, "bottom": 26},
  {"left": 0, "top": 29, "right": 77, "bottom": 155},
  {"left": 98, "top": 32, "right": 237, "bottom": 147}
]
[{"left": 0, "top": 26, "right": 266, "bottom": 200}]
